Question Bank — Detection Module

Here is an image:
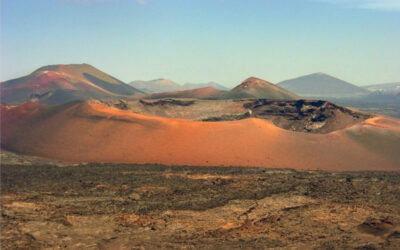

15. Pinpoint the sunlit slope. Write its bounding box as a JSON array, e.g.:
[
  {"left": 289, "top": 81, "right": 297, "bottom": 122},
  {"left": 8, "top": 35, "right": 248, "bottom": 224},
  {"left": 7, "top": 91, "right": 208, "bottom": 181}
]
[{"left": 1, "top": 101, "right": 399, "bottom": 171}]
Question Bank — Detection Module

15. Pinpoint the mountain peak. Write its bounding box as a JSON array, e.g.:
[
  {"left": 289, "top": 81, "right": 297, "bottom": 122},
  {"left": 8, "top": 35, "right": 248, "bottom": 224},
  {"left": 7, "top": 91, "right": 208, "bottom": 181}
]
[
  {"left": 1, "top": 63, "right": 143, "bottom": 104},
  {"left": 227, "top": 77, "right": 299, "bottom": 100},
  {"left": 235, "top": 77, "right": 274, "bottom": 90},
  {"left": 244, "top": 76, "right": 262, "bottom": 81},
  {"left": 33, "top": 63, "right": 93, "bottom": 74},
  {"left": 278, "top": 73, "right": 368, "bottom": 98},
  {"left": 310, "top": 72, "right": 337, "bottom": 78}
]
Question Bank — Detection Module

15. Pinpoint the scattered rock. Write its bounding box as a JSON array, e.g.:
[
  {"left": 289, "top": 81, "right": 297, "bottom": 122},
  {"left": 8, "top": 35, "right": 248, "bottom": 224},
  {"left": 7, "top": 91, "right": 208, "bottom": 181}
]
[{"left": 357, "top": 217, "right": 395, "bottom": 236}]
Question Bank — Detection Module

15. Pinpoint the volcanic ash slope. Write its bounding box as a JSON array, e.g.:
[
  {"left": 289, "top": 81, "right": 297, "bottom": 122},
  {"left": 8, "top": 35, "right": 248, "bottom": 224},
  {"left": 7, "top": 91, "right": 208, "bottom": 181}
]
[{"left": 1, "top": 101, "right": 400, "bottom": 171}]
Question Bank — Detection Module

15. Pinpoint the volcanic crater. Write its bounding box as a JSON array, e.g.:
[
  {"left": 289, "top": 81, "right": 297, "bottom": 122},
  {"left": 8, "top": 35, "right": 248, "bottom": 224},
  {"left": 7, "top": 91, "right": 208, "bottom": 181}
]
[{"left": 103, "top": 98, "right": 371, "bottom": 133}]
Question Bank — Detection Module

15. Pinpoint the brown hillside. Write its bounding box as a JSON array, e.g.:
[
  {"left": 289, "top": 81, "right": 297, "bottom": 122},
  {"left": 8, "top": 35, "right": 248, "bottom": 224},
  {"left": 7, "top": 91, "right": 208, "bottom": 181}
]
[
  {"left": 0, "top": 64, "right": 143, "bottom": 104},
  {"left": 145, "top": 87, "right": 226, "bottom": 99},
  {"left": 223, "top": 77, "right": 300, "bottom": 100},
  {"left": 1, "top": 101, "right": 399, "bottom": 171}
]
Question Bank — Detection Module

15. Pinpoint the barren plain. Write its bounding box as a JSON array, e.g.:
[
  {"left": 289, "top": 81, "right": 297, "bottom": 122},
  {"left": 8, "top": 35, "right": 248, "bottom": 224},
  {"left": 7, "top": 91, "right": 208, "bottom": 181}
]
[{"left": 1, "top": 151, "right": 400, "bottom": 249}]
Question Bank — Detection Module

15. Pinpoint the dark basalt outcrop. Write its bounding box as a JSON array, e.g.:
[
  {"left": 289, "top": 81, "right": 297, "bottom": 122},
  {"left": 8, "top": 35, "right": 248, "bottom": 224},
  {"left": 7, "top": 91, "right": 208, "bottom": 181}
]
[
  {"left": 240, "top": 99, "right": 371, "bottom": 133},
  {"left": 100, "top": 99, "right": 130, "bottom": 110},
  {"left": 139, "top": 99, "right": 196, "bottom": 107},
  {"left": 357, "top": 217, "right": 396, "bottom": 236}
]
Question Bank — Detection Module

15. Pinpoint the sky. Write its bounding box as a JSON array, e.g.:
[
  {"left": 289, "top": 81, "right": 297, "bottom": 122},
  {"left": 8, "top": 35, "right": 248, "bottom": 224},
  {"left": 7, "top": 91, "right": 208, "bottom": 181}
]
[{"left": 1, "top": 0, "right": 399, "bottom": 87}]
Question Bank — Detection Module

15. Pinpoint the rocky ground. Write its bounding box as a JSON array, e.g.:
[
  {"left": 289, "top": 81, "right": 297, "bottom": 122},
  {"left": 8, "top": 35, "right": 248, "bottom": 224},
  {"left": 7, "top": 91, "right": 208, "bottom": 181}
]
[
  {"left": 1, "top": 154, "right": 400, "bottom": 249},
  {"left": 103, "top": 98, "right": 371, "bottom": 133}
]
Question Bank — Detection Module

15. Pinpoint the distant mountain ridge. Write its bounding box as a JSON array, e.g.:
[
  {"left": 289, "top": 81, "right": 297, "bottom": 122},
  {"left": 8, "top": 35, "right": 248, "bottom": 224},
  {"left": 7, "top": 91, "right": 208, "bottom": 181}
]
[
  {"left": 129, "top": 79, "right": 183, "bottom": 93},
  {"left": 145, "top": 87, "right": 226, "bottom": 99},
  {"left": 0, "top": 63, "right": 144, "bottom": 104},
  {"left": 5, "top": 66, "right": 388, "bottom": 105},
  {"left": 141, "top": 77, "right": 300, "bottom": 100},
  {"left": 364, "top": 82, "right": 400, "bottom": 94},
  {"left": 129, "top": 79, "right": 229, "bottom": 93},
  {"left": 278, "top": 73, "right": 369, "bottom": 98},
  {"left": 182, "top": 82, "right": 229, "bottom": 91}
]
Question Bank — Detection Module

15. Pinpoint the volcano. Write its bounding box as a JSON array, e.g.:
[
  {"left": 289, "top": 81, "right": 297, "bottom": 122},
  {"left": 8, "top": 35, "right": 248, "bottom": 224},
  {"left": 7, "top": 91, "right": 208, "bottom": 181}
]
[
  {"left": 222, "top": 77, "right": 300, "bottom": 100},
  {"left": 0, "top": 63, "right": 144, "bottom": 104}
]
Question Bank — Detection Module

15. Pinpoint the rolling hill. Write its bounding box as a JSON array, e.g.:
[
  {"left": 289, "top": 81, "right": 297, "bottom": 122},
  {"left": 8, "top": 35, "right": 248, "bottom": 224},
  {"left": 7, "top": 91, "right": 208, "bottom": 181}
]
[
  {"left": 129, "top": 79, "right": 183, "bottom": 93},
  {"left": 278, "top": 73, "right": 369, "bottom": 98},
  {"left": 129, "top": 79, "right": 228, "bottom": 93},
  {"left": 145, "top": 87, "right": 227, "bottom": 99},
  {"left": 0, "top": 63, "right": 144, "bottom": 104},
  {"left": 222, "top": 77, "right": 300, "bottom": 100},
  {"left": 2, "top": 100, "right": 399, "bottom": 171},
  {"left": 183, "top": 82, "right": 229, "bottom": 91}
]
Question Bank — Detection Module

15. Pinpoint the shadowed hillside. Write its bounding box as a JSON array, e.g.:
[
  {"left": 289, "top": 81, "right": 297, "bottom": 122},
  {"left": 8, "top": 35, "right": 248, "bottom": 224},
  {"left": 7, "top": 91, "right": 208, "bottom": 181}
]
[{"left": 278, "top": 73, "right": 369, "bottom": 98}]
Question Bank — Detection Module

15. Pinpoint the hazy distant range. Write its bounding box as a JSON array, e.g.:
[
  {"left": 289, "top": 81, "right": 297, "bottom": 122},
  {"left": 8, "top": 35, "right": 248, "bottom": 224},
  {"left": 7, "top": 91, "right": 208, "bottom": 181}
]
[
  {"left": 132, "top": 73, "right": 399, "bottom": 100},
  {"left": 129, "top": 79, "right": 229, "bottom": 93},
  {"left": 129, "top": 74, "right": 400, "bottom": 118},
  {"left": 1, "top": 63, "right": 399, "bottom": 117}
]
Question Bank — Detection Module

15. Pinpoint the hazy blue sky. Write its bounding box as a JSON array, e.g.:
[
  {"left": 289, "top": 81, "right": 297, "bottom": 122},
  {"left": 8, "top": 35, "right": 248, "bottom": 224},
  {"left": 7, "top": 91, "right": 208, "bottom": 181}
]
[{"left": 1, "top": 0, "right": 399, "bottom": 86}]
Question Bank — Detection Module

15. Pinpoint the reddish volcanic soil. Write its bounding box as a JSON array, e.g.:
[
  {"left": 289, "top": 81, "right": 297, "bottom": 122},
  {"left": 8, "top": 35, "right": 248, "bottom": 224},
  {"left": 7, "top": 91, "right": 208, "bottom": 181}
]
[
  {"left": 1, "top": 101, "right": 400, "bottom": 171},
  {"left": 0, "top": 64, "right": 143, "bottom": 104},
  {"left": 145, "top": 87, "right": 225, "bottom": 99}
]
